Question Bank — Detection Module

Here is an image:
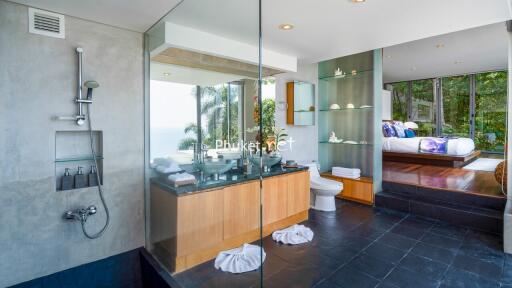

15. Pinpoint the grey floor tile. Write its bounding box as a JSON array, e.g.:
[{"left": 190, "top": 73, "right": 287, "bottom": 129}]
[
  {"left": 329, "top": 266, "right": 380, "bottom": 288},
  {"left": 398, "top": 254, "right": 448, "bottom": 281},
  {"left": 390, "top": 224, "right": 427, "bottom": 240},
  {"left": 377, "top": 232, "right": 417, "bottom": 251},
  {"left": 430, "top": 223, "right": 468, "bottom": 241},
  {"left": 441, "top": 267, "right": 499, "bottom": 288},
  {"left": 383, "top": 266, "right": 440, "bottom": 288},
  {"left": 349, "top": 254, "right": 395, "bottom": 279},
  {"left": 451, "top": 253, "right": 503, "bottom": 280},
  {"left": 420, "top": 232, "right": 462, "bottom": 251},
  {"left": 363, "top": 242, "right": 408, "bottom": 264},
  {"left": 410, "top": 242, "right": 457, "bottom": 265}
]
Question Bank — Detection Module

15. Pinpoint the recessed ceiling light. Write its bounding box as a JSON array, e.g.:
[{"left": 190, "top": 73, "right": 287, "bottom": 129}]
[
  {"left": 435, "top": 43, "right": 445, "bottom": 48},
  {"left": 386, "top": 55, "right": 392, "bottom": 59},
  {"left": 278, "top": 24, "right": 294, "bottom": 30},
  {"left": 163, "top": 72, "right": 170, "bottom": 76},
  {"left": 352, "top": 0, "right": 366, "bottom": 2}
]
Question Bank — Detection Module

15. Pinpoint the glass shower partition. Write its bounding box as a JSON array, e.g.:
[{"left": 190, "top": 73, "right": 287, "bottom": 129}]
[{"left": 143, "top": 0, "right": 264, "bottom": 286}]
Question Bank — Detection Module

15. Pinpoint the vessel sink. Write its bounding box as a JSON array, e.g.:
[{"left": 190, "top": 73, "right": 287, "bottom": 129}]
[
  {"left": 194, "top": 160, "right": 235, "bottom": 175},
  {"left": 249, "top": 154, "right": 282, "bottom": 168}
]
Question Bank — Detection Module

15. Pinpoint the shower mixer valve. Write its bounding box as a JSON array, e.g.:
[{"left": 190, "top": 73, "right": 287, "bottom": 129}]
[{"left": 64, "top": 205, "right": 97, "bottom": 222}]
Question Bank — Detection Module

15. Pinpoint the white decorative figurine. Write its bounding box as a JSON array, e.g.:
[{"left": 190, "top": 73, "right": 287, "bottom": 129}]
[{"left": 328, "top": 131, "right": 343, "bottom": 143}]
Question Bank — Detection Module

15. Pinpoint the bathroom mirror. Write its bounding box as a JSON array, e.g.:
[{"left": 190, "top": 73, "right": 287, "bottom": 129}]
[{"left": 286, "top": 81, "right": 315, "bottom": 126}]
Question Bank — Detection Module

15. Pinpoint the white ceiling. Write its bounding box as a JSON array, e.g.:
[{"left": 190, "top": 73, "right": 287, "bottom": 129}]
[
  {"left": 151, "top": 62, "right": 245, "bottom": 86},
  {"left": 383, "top": 23, "right": 509, "bottom": 83},
  {"left": 9, "top": 0, "right": 512, "bottom": 63},
  {"left": 9, "top": 0, "right": 182, "bottom": 32}
]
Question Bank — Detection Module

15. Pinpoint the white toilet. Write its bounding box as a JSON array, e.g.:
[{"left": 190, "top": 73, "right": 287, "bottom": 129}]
[{"left": 305, "top": 163, "right": 343, "bottom": 212}]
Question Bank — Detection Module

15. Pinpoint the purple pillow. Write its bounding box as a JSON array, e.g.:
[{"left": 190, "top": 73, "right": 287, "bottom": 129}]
[
  {"left": 393, "top": 121, "right": 406, "bottom": 138},
  {"left": 382, "top": 122, "right": 397, "bottom": 137}
]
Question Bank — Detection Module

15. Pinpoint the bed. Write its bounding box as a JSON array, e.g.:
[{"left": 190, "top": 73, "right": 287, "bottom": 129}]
[{"left": 382, "top": 137, "right": 480, "bottom": 167}]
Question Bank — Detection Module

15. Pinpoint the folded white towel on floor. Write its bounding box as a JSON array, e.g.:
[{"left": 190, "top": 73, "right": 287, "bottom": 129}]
[
  {"left": 272, "top": 224, "right": 314, "bottom": 245},
  {"left": 214, "top": 244, "right": 265, "bottom": 273},
  {"left": 168, "top": 172, "right": 195, "bottom": 182}
]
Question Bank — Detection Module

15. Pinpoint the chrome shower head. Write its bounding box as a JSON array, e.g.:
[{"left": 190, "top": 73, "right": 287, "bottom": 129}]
[{"left": 84, "top": 81, "right": 99, "bottom": 99}]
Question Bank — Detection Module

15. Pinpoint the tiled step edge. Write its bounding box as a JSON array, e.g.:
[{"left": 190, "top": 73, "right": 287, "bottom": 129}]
[{"left": 375, "top": 191, "right": 503, "bottom": 235}]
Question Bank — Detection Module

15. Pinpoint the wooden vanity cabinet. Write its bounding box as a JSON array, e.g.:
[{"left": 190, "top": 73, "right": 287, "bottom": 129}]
[{"left": 150, "top": 170, "right": 310, "bottom": 273}]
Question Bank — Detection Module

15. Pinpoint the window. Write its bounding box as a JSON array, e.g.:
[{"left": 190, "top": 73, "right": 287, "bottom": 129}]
[
  {"left": 385, "top": 70, "right": 507, "bottom": 153},
  {"left": 441, "top": 75, "right": 470, "bottom": 137},
  {"left": 411, "top": 79, "right": 436, "bottom": 136},
  {"left": 388, "top": 82, "right": 408, "bottom": 122},
  {"left": 150, "top": 81, "right": 197, "bottom": 164},
  {"left": 475, "top": 71, "right": 507, "bottom": 153}
]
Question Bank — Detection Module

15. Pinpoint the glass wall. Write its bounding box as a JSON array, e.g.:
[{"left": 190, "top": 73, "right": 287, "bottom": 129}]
[
  {"left": 441, "top": 75, "right": 470, "bottom": 137},
  {"left": 386, "top": 71, "right": 507, "bottom": 153},
  {"left": 144, "top": 0, "right": 263, "bottom": 286},
  {"left": 388, "top": 82, "right": 408, "bottom": 122},
  {"left": 411, "top": 79, "right": 436, "bottom": 136},
  {"left": 475, "top": 71, "right": 507, "bottom": 153}
]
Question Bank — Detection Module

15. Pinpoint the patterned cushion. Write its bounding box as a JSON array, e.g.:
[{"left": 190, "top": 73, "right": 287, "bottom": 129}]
[
  {"left": 393, "top": 121, "right": 406, "bottom": 138},
  {"left": 382, "top": 122, "right": 397, "bottom": 137}
]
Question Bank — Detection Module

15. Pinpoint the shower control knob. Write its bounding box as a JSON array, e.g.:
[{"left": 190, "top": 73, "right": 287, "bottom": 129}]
[{"left": 87, "top": 205, "right": 97, "bottom": 215}]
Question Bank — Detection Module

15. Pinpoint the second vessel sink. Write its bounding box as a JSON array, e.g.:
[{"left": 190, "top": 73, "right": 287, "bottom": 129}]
[
  {"left": 194, "top": 160, "right": 235, "bottom": 176},
  {"left": 249, "top": 154, "right": 282, "bottom": 170}
]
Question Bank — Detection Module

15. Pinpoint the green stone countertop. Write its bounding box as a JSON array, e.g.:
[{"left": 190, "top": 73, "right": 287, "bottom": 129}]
[{"left": 150, "top": 165, "right": 308, "bottom": 196}]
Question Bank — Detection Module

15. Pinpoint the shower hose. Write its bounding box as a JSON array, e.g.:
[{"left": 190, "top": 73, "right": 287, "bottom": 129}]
[{"left": 82, "top": 103, "right": 110, "bottom": 239}]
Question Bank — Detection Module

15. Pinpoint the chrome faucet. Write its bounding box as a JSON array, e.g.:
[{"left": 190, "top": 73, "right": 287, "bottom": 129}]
[{"left": 64, "top": 205, "right": 97, "bottom": 222}]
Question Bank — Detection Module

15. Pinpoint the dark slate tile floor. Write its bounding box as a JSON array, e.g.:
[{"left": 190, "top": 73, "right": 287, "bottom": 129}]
[{"left": 172, "top": 200, "right": 508, "bottom": 288}]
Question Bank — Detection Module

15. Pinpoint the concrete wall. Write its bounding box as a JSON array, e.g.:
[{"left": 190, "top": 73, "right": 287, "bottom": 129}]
[
  {"left": 0, "top": 1, "right": 145, "bottom": 286},
  {"left": 274, "top": 63, "right": 319, "bottom": 165}
]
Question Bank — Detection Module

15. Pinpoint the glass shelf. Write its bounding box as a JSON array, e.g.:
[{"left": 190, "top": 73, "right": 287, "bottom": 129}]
[
  {"left": 319, "top": 69, "right": 373, "bottom": 81},
  {"left": 318, "top": 141, "right": 373, "bottom": 146},
  {"left": 55, "top": 155, "right": 104, "bottom": 163},
  {"left": 294, "top": 110, "right": 315, "bottom": 113},
  {"left": 319, "top": 106, "right": 373, "bottom": 112}
]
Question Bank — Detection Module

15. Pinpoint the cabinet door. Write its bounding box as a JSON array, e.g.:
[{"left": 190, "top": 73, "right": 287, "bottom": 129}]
[
  {"left": 342, "top": 179, "right": 373, "bottom": 204},
  {"left": 176, "top": 189, "right": 224, "bottom": 256},
  {"left": 263, "top": 176, "right": 288, "bottom": 225},
  {"left": 223, "top": 181, "right": 260, "bottom": 239},
  {"left": 287, "top": 171, "right": 310, "bottom": 216}
]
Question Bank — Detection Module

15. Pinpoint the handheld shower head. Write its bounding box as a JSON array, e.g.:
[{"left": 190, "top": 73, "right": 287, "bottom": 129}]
[{"left": 84, "top": 81, "right": 99, "bottom": 99}]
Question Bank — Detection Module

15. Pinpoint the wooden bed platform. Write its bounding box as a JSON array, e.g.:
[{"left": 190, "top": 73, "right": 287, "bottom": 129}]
[{"left": 383, "top": 150, "right": 481, "bottom": 168}]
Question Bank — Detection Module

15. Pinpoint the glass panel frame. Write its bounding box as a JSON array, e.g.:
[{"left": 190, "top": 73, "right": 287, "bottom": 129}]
[{"left": 143, "top": 0, "right": 264, "bottom": 286}]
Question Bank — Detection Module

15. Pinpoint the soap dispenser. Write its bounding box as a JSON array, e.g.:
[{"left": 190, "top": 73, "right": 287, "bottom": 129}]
[
  {"left": 61, "top": 168, "right": 74, "bottom": 190},
  {"left": 88, "top": 165, "right": 98, "bottom": 187},
  {"left": 74, "top": 166, "right": 87, "bottom": 189}
]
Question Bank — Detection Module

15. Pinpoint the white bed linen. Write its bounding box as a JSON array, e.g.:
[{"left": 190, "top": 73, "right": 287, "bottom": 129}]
[{"left": 382, "top": 137, "right": 475, "bottom": 156}]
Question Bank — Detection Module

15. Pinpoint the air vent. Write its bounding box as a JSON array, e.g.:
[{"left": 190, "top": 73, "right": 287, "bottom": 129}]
[{"left": 28, "top": 7, "right": 65, "bottom": 39}]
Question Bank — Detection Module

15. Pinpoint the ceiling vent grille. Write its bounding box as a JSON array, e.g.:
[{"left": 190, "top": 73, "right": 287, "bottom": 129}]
[{"left": 28, "top": 7, "right": 65, "bottom": 39}]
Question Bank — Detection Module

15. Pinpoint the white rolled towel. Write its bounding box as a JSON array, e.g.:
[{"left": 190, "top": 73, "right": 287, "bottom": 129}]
[
  {"left": 214, "top": 244, "right": 265, "bottom": 273},
  {"left": 272, "top": 224, "right": 314, "bottom": 245}
]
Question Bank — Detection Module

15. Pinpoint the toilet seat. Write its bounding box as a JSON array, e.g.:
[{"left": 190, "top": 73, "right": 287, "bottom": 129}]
[
  {"left": 304, "top": 163, "right": 344, "bottom": 211},
  {"left": 310, "top": 177, "right": 342, "bottom": 191}
]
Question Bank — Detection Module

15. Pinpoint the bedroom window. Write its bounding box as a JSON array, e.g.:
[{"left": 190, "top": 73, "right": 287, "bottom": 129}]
[
  {"left": 388, "top": 82, "right": 408, "bottom": 122},
  {"left": 441, "top": 75, "right": 470, "bottom": 138},
  {"left": 411, "top": 79, "right": 436, "bottom": 136},
  {"left": 475, "top": 71, "right": 507, "bottom": 153},
  {"left": 386, "top": 70, "right": 507, "bottom": 153}
]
